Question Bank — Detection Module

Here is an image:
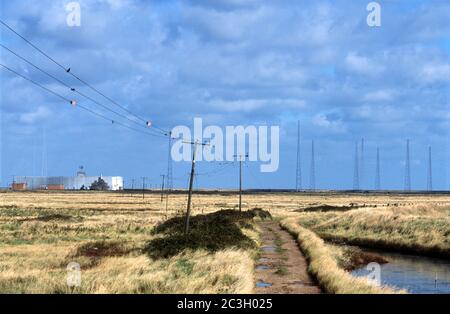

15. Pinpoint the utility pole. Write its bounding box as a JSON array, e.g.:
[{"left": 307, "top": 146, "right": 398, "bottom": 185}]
[
  {"left": 184, "top": 140, "right": 209, "bottom": 235},
  {"left": 234, "top": 153, "right": 248, "bottom": 212},
  {"left": 160, "top": 174, "right": 166, "bottom": 202},
  {"left": 131, "top": 178, "right": 135, "bottom": 197},
  {"left": 164, "top": 131, "right": 173, "bottom": 219},
  {"left": 165, "top": 181, "right": 170, "bottom": 219},
  {"left": 141, "top": 177, "right": 146, "bottom": 200}
]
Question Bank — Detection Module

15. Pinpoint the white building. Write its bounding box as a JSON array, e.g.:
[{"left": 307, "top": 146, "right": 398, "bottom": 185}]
[{"left": 14, "top": 167, "right": 123, "bottom": 190}]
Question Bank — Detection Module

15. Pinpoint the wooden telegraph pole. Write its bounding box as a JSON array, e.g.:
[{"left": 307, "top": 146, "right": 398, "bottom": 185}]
[
  {"left": 160, "top": 174, "right": 165, "bottom": 202},
  {"left": 141, "top": 177, "right": 146, "bottom": 200},
  {"left": 184, "top": 139, "right": 209, "bottom": 235},
  {"left": 234, "top": 154, "right": 248, "bottom": 212}
]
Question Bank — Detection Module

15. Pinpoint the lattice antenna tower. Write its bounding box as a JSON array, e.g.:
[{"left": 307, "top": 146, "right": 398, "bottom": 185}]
[
  {"left": 404, "top": 139, "right": 411, "bottom": 191},
  {"left": 296, "top": 121, "right": 302, "bottom": 191},
  {"left": 310, "top": 140, "right": 316, "bottom": 191}
]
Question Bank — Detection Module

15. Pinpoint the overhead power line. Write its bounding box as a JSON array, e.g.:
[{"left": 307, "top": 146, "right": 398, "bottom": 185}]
[
  {"left": 0, "top": 20, "right": 67, "bottom": 71},
  {"left": 0, "top": 43, "right": 164, "bottom": 136},
  {"left": 0, "top": 18, "right": 168, "bottom": 135},
  {"left": 0, "top": 63, "right": 167, "bottom": 138}
]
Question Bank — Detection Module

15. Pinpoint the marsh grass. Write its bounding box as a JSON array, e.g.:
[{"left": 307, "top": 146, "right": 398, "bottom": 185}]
[
  {"left": 281, "top": 219, "right": 402, "bottom": 294},
  {"left": 1, "top": 191, "right": 449, "bottom": 294},
  {"left": 296, "top": 205, "right": 450, "bottom": 258},
  {"left": 0, "top": 192, "right": 266, "bottom": 293},
  {"left": 331, "top": 245, "right": 388, "bottom": 271}
]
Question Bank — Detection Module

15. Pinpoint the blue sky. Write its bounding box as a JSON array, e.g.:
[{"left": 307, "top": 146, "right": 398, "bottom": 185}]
[{"left": 0, "top": 0, "right": 449, "bottom": 190}]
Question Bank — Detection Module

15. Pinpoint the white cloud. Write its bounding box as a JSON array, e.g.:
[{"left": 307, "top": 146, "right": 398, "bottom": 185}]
[
  {"left": 209, "top": 99, "right": 264, "bottom": 113},
  {"left": 182, "top": 5, "right": 268, "bottom": 41},
  {"left": 104, "top": 0, "right": 130, "bottom": 10},
  {"left": 208, "top": 98, "right": 305, "bottom": 113},
  {"left": 2, "top": 0, "right": 449, "bottom": 144},
  {"left": 353, "top": 104, "right": 404, "bottom": 122},
  {"left": 345, "top": 52, "right": 384, "bottom": 76},
  {"left": 312, "top": 113, "right": 346, "bottom": 133},
  {"left": 19, "top": 106, "right": 51, "bottom": 124},
  {"left": 363, "top": 89, "right": 395, "bottom": 102},
  {"left": 421, "top": 63, "right": 450, "bottom": 83}
]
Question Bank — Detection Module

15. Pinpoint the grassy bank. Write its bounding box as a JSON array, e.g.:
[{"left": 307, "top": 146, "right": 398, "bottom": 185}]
[
  {"left": 295, "top": 205, "right": 450, "bottom": 259},
  {"left": 0, "top": 245, "right": 253, "bottom": 293},
  {"left": 0, "top": 192, "right": 262, "bottom": 293},
  {"left": 2, "top": 191, "right": 449, "bottom": 293},
  {"left": 280, "top": 218, "right": 401, "bottom": 294}
]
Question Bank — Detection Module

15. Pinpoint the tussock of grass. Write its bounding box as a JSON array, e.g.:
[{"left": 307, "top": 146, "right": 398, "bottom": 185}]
[
  {"left": 281, "top": 218, "right": 402, "bottom": 294},
  {"left": 295, "top": 204, "right": 366, "bottom": 213},
  {"left": 337, "top": 246, "right": 388, "bottom": 271},
  {"left": 36, "top": 213, "right": 82, "bottom": 222},
  {"left": 65, "top": 240, "right": 136, "bottom": 268},
  {"left": 71, "top": 240, "right": 133, "bottom": 258},
  {"left": 145, "top": 209, "right": 270, "bottom": 259}
]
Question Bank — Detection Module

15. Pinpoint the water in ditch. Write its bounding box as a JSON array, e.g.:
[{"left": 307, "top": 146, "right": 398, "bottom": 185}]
[{"left": 352, "top": 250, "right": 450, "bottom": 294}]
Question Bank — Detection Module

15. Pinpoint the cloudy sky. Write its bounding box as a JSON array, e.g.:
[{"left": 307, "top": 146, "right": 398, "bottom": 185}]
[{"left": 0, "top": 0, "right": 449, "bottom": 190}]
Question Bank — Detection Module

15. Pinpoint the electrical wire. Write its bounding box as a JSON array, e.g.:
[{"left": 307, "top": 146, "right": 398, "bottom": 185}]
[
  {"left": 0, "top": 43, "right": 166, "bottom": 137},
  {"left": 0, "top": 18, "right": 169, "bottom": 135},
  {"left": 0, "top": 63, "right": 167, "bottom": 138},
  {"left": 196, "top": 161, "right": 235, "bottom": 177}
]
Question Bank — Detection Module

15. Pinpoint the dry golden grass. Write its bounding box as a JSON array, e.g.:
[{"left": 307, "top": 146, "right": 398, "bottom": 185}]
[
  {"left": 1, "top": 190, "right": 449, "bottom": 293},
  {"left": 294, "top": 204, "right": 450, "bottom": 258},
  {"left": 280, "top": 218, "right": 403, "bottom": 294},
  {"left": 0, "top": 191, "right": 258, "bottom": 294},
  {"left": 3, "top": 190, "right": 450, "bottom": 215},
  {"left": 0, "top": 246, "right": 253, "bottom": 293}
]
